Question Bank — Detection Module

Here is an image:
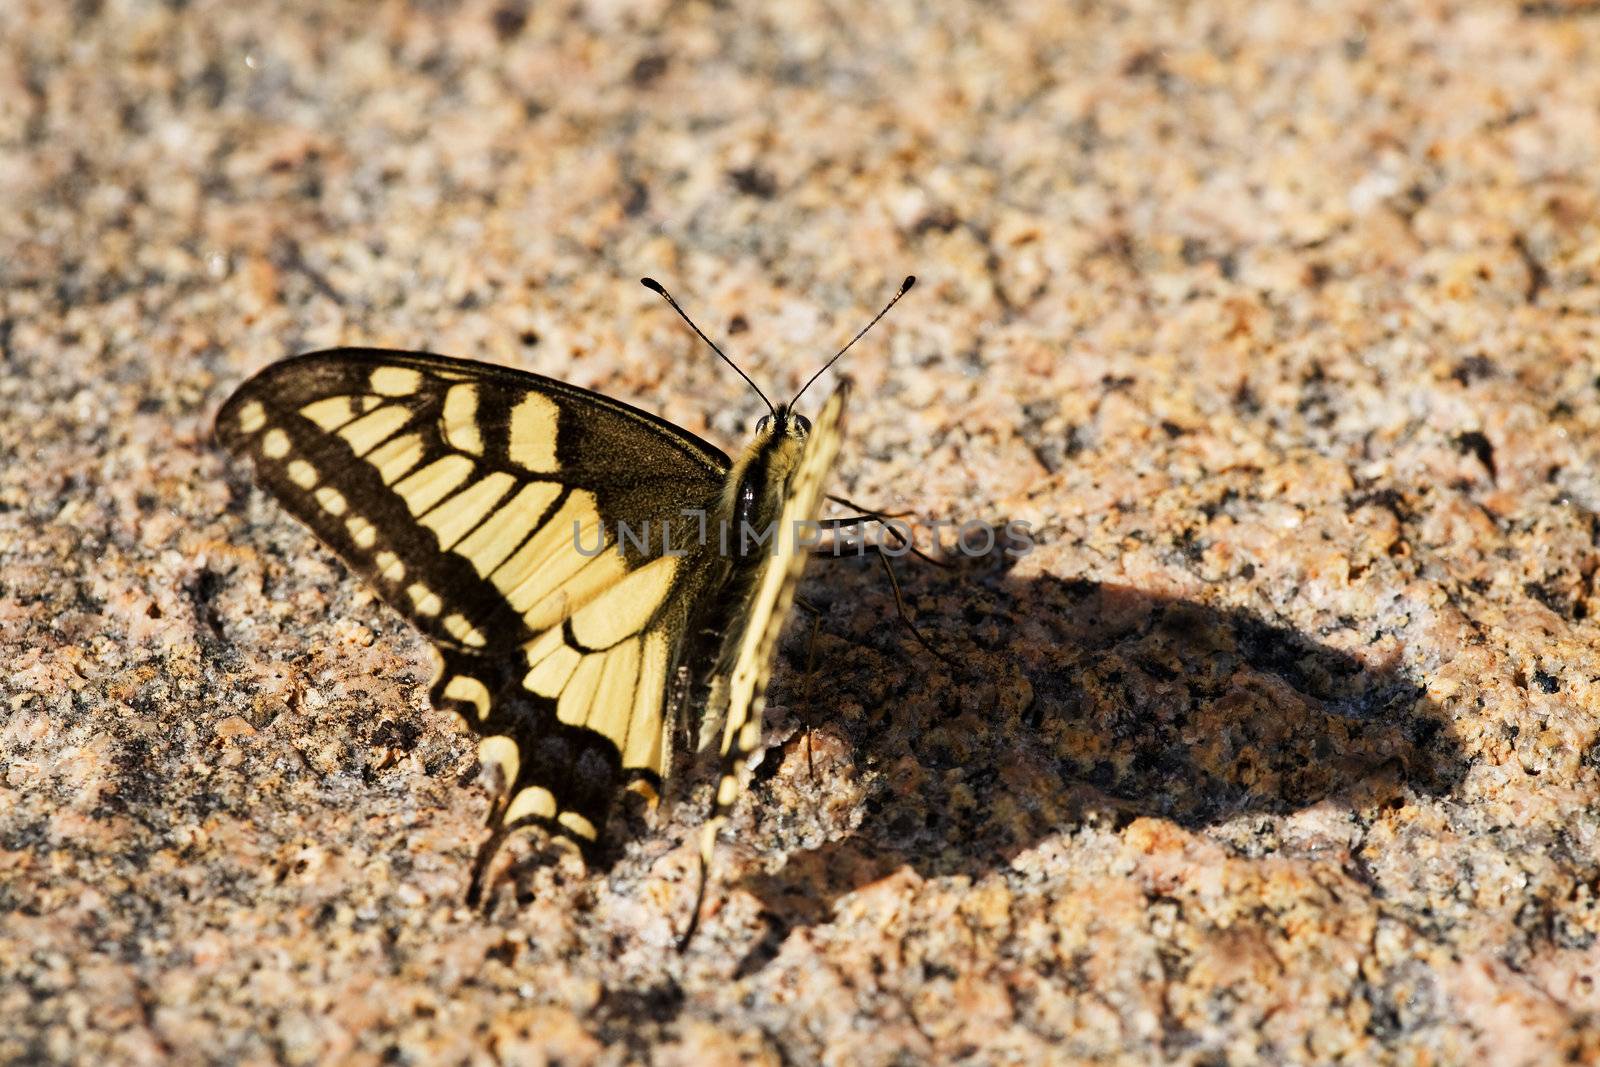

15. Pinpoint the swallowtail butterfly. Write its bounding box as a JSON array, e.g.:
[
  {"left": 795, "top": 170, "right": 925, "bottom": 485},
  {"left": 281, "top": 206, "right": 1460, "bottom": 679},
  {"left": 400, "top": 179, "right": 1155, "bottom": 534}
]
[{"left": 215, "top": 276, "right": 915, "bottom": 943}]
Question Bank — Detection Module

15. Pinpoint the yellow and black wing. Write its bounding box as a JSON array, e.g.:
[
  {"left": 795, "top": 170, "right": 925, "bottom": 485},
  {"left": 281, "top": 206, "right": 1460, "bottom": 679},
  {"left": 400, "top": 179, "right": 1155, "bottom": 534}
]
[
  {"left": 682, "top": 383, "right": 848, "bottom": 941},
  {"left": 215, "top": 349, "right": 732, "bottom": 868}
]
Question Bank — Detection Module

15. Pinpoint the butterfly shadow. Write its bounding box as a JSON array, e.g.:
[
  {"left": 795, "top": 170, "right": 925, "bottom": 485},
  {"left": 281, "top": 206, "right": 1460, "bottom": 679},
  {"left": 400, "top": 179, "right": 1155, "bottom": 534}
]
[{"left": 733, "top": 561, "right": 1467, "bottom": 975}]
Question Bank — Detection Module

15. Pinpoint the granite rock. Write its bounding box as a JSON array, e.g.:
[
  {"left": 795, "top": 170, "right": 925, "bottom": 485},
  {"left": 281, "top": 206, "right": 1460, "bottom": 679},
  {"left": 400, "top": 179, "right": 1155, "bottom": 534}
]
[{"left": 4, "top": 0, "right": 1600, "bottom": 1063}]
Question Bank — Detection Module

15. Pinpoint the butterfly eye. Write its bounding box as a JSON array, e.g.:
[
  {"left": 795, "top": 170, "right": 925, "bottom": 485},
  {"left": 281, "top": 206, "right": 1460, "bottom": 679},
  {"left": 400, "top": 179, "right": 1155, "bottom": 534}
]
[
  {"left": 756, "top": 415, "right": 772, "bottom": 432},
  {"left": 795, "top": 414, "right": 812, "bottom": 435}
]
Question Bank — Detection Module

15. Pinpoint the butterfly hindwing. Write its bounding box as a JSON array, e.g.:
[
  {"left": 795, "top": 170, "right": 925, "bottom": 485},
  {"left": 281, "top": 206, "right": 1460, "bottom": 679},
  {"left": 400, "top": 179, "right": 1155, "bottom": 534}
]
[{"left": 216, "top": 349, "right": 733, "bottom": 851}]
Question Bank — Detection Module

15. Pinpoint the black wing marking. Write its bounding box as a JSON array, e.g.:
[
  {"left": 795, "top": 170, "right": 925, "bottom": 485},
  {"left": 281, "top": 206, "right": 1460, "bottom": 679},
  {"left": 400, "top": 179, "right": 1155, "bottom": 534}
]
[{"left": 216, "top": 349, "right": 734, "bottom": 863}]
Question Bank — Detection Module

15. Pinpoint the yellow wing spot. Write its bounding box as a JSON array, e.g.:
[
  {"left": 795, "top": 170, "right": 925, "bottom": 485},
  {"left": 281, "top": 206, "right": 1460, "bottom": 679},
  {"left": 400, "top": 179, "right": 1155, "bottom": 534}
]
[
  {"left": 493, "top": 491, "right": 604, "bottom": 610},
  {"left": 504, "top": 785, "right": 557, "bottom": 823},
  {"left": 568, "top": 555, "right": 678, "bottom": 650},
  {"left": 622, "top": 630, "right": 669, "bottom": 774},
  {"left": 366, "top": 432, "right": 425, "bottom": 485},
  {"left": 453, "top": 481, "right": 562, "bottom": 578},
  {"left": 262, "top": 428, "right": 291, "bottom": 459},
  {"left": 407, "top": 582, "right": 443, "bottom": 616},
  {"left": 237, "top": 400, "right": 267, "bottom": 434},
  {"left": 375, "top": 551, "right": 406, "bottom": 583},
  {"left": 299, "top": 396, "right": 356, "bottom": 431},
  {"left": 369, "top": 366, "right": 422, "bottom": 396},
  {"left": 441, "top": 384, "right": 484, "bottom": 456},
  {"left": 558, "top": 811, "right": 598, "bottom": 841},
  {"left": 522, "top": 549, "right": 628, "bottom": 634},
  {"left": 443, "top": 674, "right": 492, "bottom": 720},
  {"left": 556, "top": 654, "right": 606, "bottom": 727},
  {"left": 394, "top": 455, "right": 474, "bottom": 516},
  {"left": 314, "top": 487, "right": 347, "bottom": 515},
  {"left": 586, "top": 638, "right": 641, "bottom": 741},
  {"left": 522, "top": 626, "right": 567, "bottom": 668},
  {"left": 420, "top": 472, "right": 516, "bottom": 550},
  {"left": 443, "top": 613, "right": 487, "bottom": 648},
  {"left": 477, "top": 735, "right": 520, "bottom": 788},
  {"left": 346, "top": 515, "right": 377, "bottom": 549},
  {"left": 286, "top": 460, "right": 319, "bottom": 489},
  {"left": 525, "top": 642, "right": 582, "bottom": 698},
  {"left": 507, "top": 392, "right": 560, "bottom": 472},
  {"left": 625, "top": 779, "right": 660, "bottom": 805},
  {"left": 338, "top": 405, "right": 410, "bottom": 457}
]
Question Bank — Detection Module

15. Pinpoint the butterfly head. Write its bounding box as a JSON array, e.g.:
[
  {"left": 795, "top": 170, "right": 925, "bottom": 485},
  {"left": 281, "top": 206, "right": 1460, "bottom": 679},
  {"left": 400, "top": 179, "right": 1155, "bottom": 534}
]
[
  {"left": 720, "top": 402, "right": 817, "bottom": 551},
  {"left": 754, "top": 407, "right": 812, "bottom": 442},
  {"left": 745, "top": 404, "right": 811, "bottom": 487}
]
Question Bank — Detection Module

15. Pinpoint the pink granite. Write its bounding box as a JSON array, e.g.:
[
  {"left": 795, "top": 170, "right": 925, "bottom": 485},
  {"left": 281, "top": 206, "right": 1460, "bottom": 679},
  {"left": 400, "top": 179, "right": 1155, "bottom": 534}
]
[{"left": 3, "top": 0, "right": 1600, "bottom": 1062}]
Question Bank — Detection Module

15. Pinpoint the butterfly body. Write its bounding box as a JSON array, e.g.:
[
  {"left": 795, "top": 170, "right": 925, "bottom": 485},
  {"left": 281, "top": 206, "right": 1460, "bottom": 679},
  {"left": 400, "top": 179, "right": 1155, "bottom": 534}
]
[{"left": 215, "top": 348, "right": 845, "bottom": 894}]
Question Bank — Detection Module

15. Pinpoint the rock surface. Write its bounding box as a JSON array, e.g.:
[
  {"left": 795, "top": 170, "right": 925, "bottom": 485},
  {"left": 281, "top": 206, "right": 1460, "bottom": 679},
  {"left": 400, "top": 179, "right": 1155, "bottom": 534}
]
[{"left": 4, "top": 0, "right": 1600, "bottom": 1062}]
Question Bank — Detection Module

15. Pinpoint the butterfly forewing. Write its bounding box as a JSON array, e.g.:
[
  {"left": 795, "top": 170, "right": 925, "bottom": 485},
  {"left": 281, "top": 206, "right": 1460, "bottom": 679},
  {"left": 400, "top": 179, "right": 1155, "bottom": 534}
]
[
  {"left": 705, "top": 384, "right": 848, "bottom": 824},
  {"left": 216, "top": 349, "right": 733, "bottom": 847}
]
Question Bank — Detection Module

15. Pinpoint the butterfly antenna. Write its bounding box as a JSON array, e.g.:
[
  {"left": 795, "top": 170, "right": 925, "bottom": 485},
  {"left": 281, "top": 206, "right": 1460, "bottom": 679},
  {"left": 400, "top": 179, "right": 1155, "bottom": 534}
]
[
  {"left": 790, "top": 275, "right": 916, "bottom": 408},
  {"left": 642, "top": 278, "right": 776, "bottom": 417}
]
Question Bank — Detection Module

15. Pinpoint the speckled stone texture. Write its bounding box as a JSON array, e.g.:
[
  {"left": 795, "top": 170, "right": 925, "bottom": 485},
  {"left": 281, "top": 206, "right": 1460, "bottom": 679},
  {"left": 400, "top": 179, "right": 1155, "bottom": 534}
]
[{"left": 4, "top": 0, "right": 1600, "bottom": 1063}]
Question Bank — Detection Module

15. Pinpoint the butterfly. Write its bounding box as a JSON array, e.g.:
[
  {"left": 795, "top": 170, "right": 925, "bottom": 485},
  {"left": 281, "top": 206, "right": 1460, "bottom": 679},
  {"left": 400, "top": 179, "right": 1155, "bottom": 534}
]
[{"left": 214, "top": 275, "right": 916, "bottom": 943}]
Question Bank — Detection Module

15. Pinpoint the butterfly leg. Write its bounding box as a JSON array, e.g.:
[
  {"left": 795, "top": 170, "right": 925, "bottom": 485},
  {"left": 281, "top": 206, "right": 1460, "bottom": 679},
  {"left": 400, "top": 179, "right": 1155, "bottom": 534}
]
[
  {"left": 786, "top": 599, "right": 826, "bottom": 782},
  {"left": 823, "top": 494, "right": 954, "bottom": 568},
  {"left": 808, "top": 528, "right": 950, "bottom": 666},
  {"left": 868, "top": 545, "right": 952, "bottom": 666},
  {"left": 800, "top": 612, "right": 822, "bottom": 782},
  {"left": 814, "top": 514, "right": 949, "bottom": 568},
  {"left": 826, "top": 493, "right": 913, "bottom": 519}
]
